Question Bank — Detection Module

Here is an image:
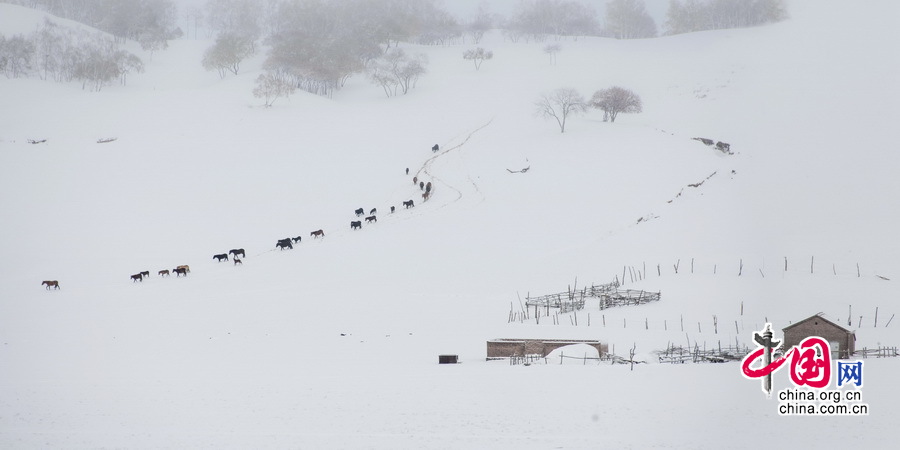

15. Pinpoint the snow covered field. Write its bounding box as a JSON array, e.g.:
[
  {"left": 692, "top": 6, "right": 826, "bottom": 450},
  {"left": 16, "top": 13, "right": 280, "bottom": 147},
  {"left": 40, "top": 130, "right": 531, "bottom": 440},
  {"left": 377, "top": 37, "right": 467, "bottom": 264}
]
[{"left": 1, "top": 1, "right": 899, "bottom": 448}]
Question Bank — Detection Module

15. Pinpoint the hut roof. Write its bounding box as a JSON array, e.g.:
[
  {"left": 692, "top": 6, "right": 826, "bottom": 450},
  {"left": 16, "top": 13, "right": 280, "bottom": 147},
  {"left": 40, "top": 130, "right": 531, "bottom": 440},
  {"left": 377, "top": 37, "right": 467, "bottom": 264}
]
[{"left": 782, "top": 313, "right": 853, "bottom": 333}]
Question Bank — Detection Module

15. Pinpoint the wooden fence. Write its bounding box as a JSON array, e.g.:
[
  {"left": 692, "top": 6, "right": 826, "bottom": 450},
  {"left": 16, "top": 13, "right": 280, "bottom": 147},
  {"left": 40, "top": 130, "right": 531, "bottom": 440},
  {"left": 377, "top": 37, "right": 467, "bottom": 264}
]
[
  {"left": 598, "top": 289, "right": 661, "bottom": 310},
  {"left": 853, "top": 347, "right": 899, "bottom": 358},
  {"left": 657, "top": 342, "right": 751, "bottom": 364}
]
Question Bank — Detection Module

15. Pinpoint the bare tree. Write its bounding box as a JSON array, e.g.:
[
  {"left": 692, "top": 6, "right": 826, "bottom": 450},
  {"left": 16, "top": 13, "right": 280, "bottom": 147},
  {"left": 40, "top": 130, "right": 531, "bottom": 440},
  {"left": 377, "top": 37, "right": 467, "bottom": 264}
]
[
  {"left": 508, "top": 0, "right": 600, "bottom": 41},
  {"left": 604, "top": 0, "right": 657, "bottom": 39},
  {"left": 253, "top": 73, "right": 296, "bottom": 107},
  {"left": 665, "top": 0, "right": 787, "bottom": 35},
  {"left": 367, "top": 48, "right": 428, "bottom": 97},
  {"left": 590, "top": 86, "right": 643, "bottom": 122},
  {"left": 416, "top": 6, "right": 462, "bottom": 45},
  {"left": 534, "top": 88, "right": 588, "bottom": 133},
  {"left": 263, "top": 0, "right": 381, "bottom": 97},
  {"left": 463, "top": 47, "right": 493, "bottom": 71},
  {"left": 543, "top": 43, "right": 561, "bottom": 65},
  {"left": 0, "top": 35, "right": 34, "bottom": 79},
  {"left": 118, "top": 52, "right": 144, "bottom": 85},
  {"left": 202, "top": 33, "right": 254, "bottom": 78},
  {"left": 184, "top": 6, "right": 204, "bottom": 39},
  {"left": 466, "top": 2, "right": 493, "bottom": 44},
  {"left": 205, "top": 0, "right": 262, "bottom": 47}
]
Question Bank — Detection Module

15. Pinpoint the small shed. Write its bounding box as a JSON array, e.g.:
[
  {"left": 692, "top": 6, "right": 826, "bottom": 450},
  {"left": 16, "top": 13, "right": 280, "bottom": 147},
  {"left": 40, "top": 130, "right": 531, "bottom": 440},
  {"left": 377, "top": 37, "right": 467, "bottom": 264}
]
[
  {"left": 782, "top": 314, "right": 855, "bottom": 359},
  {"left": 486, "top": 339, "right": 607, "bottom": 360}
]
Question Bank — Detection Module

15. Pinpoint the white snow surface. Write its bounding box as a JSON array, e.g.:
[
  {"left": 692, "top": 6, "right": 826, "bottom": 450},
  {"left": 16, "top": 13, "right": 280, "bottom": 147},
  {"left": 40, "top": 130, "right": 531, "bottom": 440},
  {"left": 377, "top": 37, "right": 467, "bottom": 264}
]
[{"left": 1, "top": 1, "right": 899, "bottom": 448}]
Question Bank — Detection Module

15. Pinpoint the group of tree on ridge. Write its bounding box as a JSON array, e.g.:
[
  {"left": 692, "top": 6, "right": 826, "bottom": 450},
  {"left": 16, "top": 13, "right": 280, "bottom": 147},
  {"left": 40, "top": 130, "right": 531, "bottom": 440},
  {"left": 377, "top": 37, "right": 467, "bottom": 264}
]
[{"left": 1, "top": 0, "right": 786, "bottom": 95}]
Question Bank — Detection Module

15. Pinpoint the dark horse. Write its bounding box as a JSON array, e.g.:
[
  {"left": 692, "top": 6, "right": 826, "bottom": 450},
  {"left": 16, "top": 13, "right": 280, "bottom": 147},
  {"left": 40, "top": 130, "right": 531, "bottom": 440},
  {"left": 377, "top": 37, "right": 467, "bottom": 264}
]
[
  {"left": 158, "top": 270, "right": 170, "bottom": 277},
  {"left": 277, "top": 239, "right": 293, "bottom": 250},
  {"left": 42, "top": 280, "right": 60, "bottom": 290},
  {"left": 311, "top": 229, "right": 325, "bottom": 238},
  {"left": 213, "top": 253, "right": 229, "bottom": 262},
  {"left": 365, "top": 215, "right": 377, "bottom": 223},
  {"left": 351, "top": 220, "right": 362, "bottom": 230},
  {"left": 229, "top": 248, "right": 245, "bottom": 259},
  {"left": 432, "top": 144, "right": 439, "bottom": 152},
  {"left": 292, "top": 236, "right": 302, "bottom": 243},
  {"left": 173, "top": 267, "right": 188, "bottom": 277},
  {"left": 131, "top": 273, "right": 143, "bottom": 282},
  {"left": 140, "top": 270, "right": 150, "bottom": 278},
  {"left": 233, "top": 258, "right": 242, "bottom": 265},
  {"left": 354, "top": 208, "right": 365, "bottom": 216},
  {"left": 403, "top": 200, "right": 415, "bottom": 209}
]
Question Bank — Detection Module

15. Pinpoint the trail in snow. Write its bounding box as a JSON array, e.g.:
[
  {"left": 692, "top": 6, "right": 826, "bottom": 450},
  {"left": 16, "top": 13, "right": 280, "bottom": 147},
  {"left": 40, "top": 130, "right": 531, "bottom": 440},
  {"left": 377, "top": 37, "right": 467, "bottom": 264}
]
[
  {"left": 416, "top": 118, "right": 494, "bottom": 208},
  {"left": 241, "top": 120, "right": 496, "bottom": 263}
]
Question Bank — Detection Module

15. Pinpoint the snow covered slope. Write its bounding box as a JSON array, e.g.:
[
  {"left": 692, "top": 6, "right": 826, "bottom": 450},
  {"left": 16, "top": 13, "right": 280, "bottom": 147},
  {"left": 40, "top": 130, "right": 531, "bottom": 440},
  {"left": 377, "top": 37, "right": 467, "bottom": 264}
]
[{"left": 1, "top": 0, "right": 898, "bottom": 448}]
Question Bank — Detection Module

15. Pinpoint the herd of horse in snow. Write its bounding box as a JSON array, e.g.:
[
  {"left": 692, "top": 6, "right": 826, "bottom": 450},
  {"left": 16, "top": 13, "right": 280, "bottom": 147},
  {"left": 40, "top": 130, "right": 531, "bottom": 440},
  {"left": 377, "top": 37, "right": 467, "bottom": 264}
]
[{"left": 41, "top": 150, "right": 441, "bottom": 291}]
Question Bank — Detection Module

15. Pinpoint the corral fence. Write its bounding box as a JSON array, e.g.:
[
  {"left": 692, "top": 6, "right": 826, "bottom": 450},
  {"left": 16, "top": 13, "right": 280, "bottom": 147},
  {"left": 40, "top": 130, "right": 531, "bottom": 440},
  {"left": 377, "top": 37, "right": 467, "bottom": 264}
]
[
  {"left": 853, "top": 347, "right": 899, "bottom": 358},
  {"left": 508, "top": 352, "right": 638, "bottom": 366},
  {"left": 657, "top": 342, "right": 752, "bottom": 364},
  {"left": 598, "top": 289, "right": 661, "bottom": 310},
  {"left": 524, "top": 280, "right": 627, "bottom": 314}
]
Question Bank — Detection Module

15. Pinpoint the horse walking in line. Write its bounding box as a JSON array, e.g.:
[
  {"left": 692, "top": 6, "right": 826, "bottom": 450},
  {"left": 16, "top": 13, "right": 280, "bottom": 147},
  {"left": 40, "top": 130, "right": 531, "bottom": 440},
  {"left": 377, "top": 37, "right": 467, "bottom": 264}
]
[
  {"left": 213, "top": 253, "right": 229, "bottom": 262},
  {"left": 42, "top": 280, "right": 60, "bottom": 290},
  {"left": 131, "top": 273, "right": 144, "bottom": 282},
  {"left": 173, "top": 267, "right": 188, "bottom": 277},
  {"left": 355, "top": 208, "right": 365, "bottom": 217},
  {"left": 292, "top": 236, "right": 302, "bottom": 243},
  {"left": 277, "top": 239, "right": 293, "bottom": 250},
  {"left": 140, "top": 271, "right": 150, "bottom": 278},
  {"left": 311, "top": 229, "right": 325, "bottom": 238},
  {"left": 233, "top": 258, "right": 242, "bottom": 266},
  {"left": 403, "top": 199, "right": 415, "bottom": 208},
  {"left": 158, "top": 270, "right": 170, "bottom": 277},
  {"left": 351, "top": 220, "right": 362, "bottom": 230},
  {"left": 370, "top": 208, "right": 377, "bottom": 215},
  {"left": 229, "top": 248, "right": 245, "bottom": 259},
  {"left": 176, "top": 265, "right": 191, "bottom": 273},
  {"left": 365, "top": 215, "right": 377, "bottom": 223}
]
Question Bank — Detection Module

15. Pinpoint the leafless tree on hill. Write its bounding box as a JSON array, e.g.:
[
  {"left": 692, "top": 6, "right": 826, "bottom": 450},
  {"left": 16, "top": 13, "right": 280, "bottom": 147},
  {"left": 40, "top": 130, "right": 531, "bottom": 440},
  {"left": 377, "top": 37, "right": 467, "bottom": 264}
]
[
  {"left": 253, "top": 73, "right": 296, "bottom": 107},
  {"left": 462, "top": 47, "right": 493, "bottom": 71},
  {"left": 465, "top": 2, "right": 494, "bottom": 44},
  {"left": 603, "top": 0, "right": 658, "bottom": 39},
  {"left": 543, "top": 43, "right": 561, "bottom": 65},
  {"left": 535, "top": 88, "right": 588, "bottom": 133},
  {"left": 664, "top": 0, "right": 788, "bottom": 35},
  {"left": 590, "top": 87, "right": 643, "bottom": 122},
  {"left": 367, "top": 48, "right": 427, "bottom": 97},
  {"left": 202, "top": 33, "right": 255, "bottom": 78}
]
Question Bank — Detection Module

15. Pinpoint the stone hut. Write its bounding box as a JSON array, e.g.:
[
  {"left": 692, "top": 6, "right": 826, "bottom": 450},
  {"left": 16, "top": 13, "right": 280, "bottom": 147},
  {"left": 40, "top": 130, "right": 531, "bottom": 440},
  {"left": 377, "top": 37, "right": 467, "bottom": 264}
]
[
  {"left": 782, "top": 314, "right": 855, "bottom": 359},
  {"left": 486, "top": 339, "right": 607, "bottom": 360}
]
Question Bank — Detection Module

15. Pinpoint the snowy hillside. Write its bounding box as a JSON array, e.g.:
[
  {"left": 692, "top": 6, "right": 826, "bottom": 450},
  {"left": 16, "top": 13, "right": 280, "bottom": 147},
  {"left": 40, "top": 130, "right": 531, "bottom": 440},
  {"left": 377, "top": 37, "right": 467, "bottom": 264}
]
[{"left": 1, "top": 0, "right": 899, "bottom": 448}]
